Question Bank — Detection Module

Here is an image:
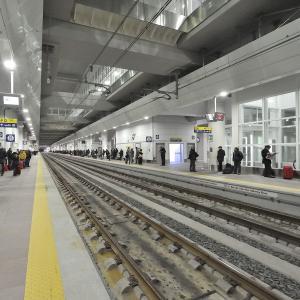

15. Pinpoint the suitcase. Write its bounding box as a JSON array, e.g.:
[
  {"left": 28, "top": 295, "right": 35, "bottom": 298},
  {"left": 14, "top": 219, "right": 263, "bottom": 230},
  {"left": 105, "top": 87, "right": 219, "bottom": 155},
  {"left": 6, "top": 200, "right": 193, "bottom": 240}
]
[
  {"left": 283, "top": 165, "right": 293, "bottom": 179},
  {"left": 14, "top": 166, "right": 21, "bottom": 176},
  {"left": 19, "top": 161, "right": 24, "bottom": 169}
]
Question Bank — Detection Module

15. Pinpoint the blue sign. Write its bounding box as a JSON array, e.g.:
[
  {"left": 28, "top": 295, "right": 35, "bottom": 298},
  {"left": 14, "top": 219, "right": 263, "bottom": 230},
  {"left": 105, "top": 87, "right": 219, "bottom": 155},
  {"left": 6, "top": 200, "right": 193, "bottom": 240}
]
[
  {"left": 0, "top": 123, "right": 17, "bottom": 128},
  {"left": 6, "top": 134, "right": 15, "bottom": 142}
]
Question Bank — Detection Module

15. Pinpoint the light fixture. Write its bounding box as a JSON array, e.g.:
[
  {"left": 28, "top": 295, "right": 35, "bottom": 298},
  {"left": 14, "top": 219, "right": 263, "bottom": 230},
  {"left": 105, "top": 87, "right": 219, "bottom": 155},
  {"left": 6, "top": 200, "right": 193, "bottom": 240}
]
[
  {"left": 23, "top": 108, "right": 29, "bottom": 113},
  {"left": 144, "top": 116, "right": 149, "bottom": 120},
  {"left": 219, "top": 91, "right": 229, "bottom": 97},
  {"left": 29, "top": 123, "right": 32, "bottom": 126},
  {"left": 113, "top": 126, "right": 116, "bottom": 129},
  {"left": 20, "top": 94, "right": 25, "bottom": 98},
  {"left": 126, "top": 122, "right": 130, "bottom": 125},
  {"left": 26, "top": 117, "right": 31, "bottom": 121},
  {"left": 96, "top": 131, "right": 99, "bottom": 134},
  {"left": 103, "top": 129, "right": 107, "bottom": 132},
  {"left": 3, "top": 59, "right": 16, "bottom": 71}
]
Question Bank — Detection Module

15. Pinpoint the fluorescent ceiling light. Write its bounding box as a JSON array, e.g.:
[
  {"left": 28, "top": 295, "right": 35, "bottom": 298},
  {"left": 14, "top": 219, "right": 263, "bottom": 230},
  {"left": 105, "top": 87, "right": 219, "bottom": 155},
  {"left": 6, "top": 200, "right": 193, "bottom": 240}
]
[
  {"left": 26, "top": 117, "right": 31, "bottom": 121},
  {"left": 20, "top": 94, "right": 25, "bottom": 98},
  {"left": 23, "top": 108, "right": 29, "bottom": 113},
  {"left": 113, "top": 126, "right": 116, "bottom": 129},
  {"left": 103, "top": 129, "right": 107, "bottom": 132},
  {"left": 126, "top": 122, "right": 130, "bottom": 125},
  {"left": 3, "top": 59, "right": 16, "bottom": 71},
  {"left": 144, "top": 116, "right": 149, "bottom": 120},
  {"left": 219, "top": 91, "right": 229, "bottom": 97}
]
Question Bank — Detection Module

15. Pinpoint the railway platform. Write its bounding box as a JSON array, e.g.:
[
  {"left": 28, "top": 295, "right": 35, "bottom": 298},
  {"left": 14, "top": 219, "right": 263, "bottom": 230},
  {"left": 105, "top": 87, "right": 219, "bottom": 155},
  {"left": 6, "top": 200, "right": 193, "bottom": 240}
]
[
  {"left": 0, "top": 155, "right": 110, "bottom": 300},
  {"left": 83, "top": 157, "right": 300, "bottom": 197}
]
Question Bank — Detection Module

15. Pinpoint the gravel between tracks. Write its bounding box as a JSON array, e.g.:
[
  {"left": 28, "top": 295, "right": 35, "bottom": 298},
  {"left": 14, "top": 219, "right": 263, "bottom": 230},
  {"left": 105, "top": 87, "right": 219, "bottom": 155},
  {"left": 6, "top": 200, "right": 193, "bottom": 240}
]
[{"left": 93, "top": 175, "right": 300, "bottom": 299}]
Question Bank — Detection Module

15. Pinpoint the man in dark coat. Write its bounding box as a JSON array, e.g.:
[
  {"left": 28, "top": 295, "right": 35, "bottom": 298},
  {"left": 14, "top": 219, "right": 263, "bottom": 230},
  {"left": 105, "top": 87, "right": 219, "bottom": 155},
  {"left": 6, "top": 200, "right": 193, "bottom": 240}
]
[
  {"left": 160, "top": 146, "right": 166, "bottom": 166},
  {"left": 232, "top": 147, "right": 243, "bottom": 175},
  {"left": 217, "top": 146, "right": 225, "bottom": 172},
  {"left": 0, "top": 144, "right": 7, "bottom": 176},
  {"left": 188, "top": 148, "right": 199, "bottom": 172},
  {"left": 261, "top": 145, "right": 275, "bottom": 178}
]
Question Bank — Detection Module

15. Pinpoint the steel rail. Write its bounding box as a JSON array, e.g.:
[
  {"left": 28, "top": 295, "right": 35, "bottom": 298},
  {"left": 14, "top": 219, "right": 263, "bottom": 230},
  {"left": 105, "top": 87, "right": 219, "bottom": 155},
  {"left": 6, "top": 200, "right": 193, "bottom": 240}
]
[
  {"left": 51, "top": 155, "right": 300, "bottom": 247},
  {"left": 44, "top": 154, "right": 286, "bottom": 300},
  {"left": 44, "top": 155, "right": 164, "bottom": 300},
  {"left": 58, "top": 154, "right": 300, "bottom": 226}
]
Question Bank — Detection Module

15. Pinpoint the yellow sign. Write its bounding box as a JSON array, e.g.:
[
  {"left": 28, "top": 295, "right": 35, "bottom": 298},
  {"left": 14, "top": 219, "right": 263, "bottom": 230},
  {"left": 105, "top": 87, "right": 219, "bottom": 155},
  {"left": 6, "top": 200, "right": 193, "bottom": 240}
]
[
  {"left": 194, "top": 126, "right": 212, "bottom": 133},
  {"left": 0, "top": 118, "right": 17, "bottom": 124}
]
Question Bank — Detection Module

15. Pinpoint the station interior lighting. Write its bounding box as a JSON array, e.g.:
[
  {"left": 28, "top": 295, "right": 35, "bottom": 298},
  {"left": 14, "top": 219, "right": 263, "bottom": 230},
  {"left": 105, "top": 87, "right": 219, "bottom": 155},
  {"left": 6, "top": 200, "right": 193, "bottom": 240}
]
[
  {"left": 23, "top": 108, "right": 29, "bottom": 113},
  {"left": 103, "top": 129, "right": 107, "bottom": 132},
  {"left": 20, "top": 94, "right": 25, "bottom": 98},
  {"left": 3, "top": 59, "right": 16, "bottom": 71},
  {"left": 144, "top": 116, "right": 149, "bottom": 120},
  {"left": 113, "top": 126, "right": 116, "bottom": 129},
  {"left": 26, "top": 117, "right": 31, "bottom": 121},
  {"left": 219, "top": 91, "right": 229, "bottom": 97},
  {"left": 126, "top": 122, "right": 130, "bottom": 125}
]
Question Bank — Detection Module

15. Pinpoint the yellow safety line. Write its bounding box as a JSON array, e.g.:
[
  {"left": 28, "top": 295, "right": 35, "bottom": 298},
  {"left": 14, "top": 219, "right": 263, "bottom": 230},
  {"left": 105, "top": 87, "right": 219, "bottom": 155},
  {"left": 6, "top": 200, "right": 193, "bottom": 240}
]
[{"left": 24, "top": 158, "right": 65, "bottom": 300}]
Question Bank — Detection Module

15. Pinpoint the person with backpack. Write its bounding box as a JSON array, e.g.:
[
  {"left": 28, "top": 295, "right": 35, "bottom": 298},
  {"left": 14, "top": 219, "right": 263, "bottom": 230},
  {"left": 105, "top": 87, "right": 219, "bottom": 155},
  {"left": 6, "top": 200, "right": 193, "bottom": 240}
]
[
  {"left": 261, "top": 145, "right": 276, "bottom": 178},
  {"left": 138, "top": 149, "right": 143, "bottom": 165},
  {"left": 232, "top": 147, "right": 243, "bottom": 175},
  {"left": 217, "top": 146, "right": 225, "bottom": 172},
  {"left": 188, "top": 148, "right": 199, "bottom": 172}
]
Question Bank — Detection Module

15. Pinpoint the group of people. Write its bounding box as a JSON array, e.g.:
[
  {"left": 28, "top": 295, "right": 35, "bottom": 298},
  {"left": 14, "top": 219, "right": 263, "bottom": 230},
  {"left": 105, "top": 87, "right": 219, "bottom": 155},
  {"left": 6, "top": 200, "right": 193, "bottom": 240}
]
[
  {"left": 0, "top": 144, "right": 32, "bottom": 176},
  {"left": 54, "top": 146, "right": 145, "bottom": 165},
  {"left": 217, "top": 145, "right": 276, "bottom": 177}
]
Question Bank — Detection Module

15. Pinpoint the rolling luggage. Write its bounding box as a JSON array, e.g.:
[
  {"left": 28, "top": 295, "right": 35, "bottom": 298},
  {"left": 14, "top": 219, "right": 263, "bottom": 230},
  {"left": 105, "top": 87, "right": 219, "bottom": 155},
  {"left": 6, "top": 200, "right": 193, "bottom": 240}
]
[
  {"left": 14, "top": 165, "right": 21, "bottom": 176},
  {"left": 283, "top": 165, "right": 293, "bottom": 179},
  {"left": 19, "top": 161, "right": 24, "bottom": 169},
  {"left": 223, "top": 163, "right": 234, "bottom": 174}
]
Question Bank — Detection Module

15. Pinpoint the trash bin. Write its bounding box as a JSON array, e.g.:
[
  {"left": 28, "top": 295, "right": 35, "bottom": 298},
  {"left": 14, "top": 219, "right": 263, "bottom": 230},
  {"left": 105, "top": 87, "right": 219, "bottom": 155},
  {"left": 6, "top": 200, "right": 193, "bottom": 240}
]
[{"left": 283, "top": 165, "right": 294, "bottom": 179}]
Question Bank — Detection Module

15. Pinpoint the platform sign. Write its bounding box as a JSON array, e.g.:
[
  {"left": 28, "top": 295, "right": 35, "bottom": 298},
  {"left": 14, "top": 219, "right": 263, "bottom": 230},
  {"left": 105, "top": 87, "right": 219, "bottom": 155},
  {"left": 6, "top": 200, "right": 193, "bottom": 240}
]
[
  {"left": 146, "top": 136, "right": 152, "bottom": 142},
  {"left": 194, "top": 126, "right": 212, "bottom": 133},
  {"left": 3, "top": 96, "right": 19, "bottom": 106},
  {"left": 6, "top": 134, "right": 15, "bottom": 142},
  {"left": 0, "top": 118, "right": 17, "bottom": 128}
]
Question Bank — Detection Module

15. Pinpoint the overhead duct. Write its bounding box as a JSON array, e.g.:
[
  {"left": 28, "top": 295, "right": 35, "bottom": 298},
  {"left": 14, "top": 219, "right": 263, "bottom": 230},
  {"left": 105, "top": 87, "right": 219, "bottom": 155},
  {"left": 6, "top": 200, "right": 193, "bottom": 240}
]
[{"left": 73, "top": 3, "right": 182, "bottom": 46}]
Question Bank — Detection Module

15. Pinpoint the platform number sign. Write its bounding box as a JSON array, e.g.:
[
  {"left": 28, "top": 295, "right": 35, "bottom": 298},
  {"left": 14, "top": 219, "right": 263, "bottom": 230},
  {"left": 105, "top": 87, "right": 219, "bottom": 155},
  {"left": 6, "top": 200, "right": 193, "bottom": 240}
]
[
  {"left": 146, "top": 136, "right": 152, "bottom": 142},
  {"left": 6, "top": 134, "right": 15, "bottom": 142}
]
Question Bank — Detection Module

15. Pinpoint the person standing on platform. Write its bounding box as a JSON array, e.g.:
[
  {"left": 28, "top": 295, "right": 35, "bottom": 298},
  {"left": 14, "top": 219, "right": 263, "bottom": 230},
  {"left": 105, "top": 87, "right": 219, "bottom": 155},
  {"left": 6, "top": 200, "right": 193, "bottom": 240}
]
[
  {"left": 130, "top": 148, "right": 134, "bottom": 164},
  {"left": 188, "top": 148, "right": 199, "bottom": 172},
  {"left": 7, "top": 148, "right": 13, "bottom": 170},
  {"left": 135, "top": 147, "right": 139, "bottom": 164},
  {"left": 125, "top": 147, "right": 131, "bottom": 164},
  {"left": 160, "top": 146, "right": 166, "bottom": 166},
  {"left": 232, "top": 147, "right": 243, "bottom": 175},
  {"left": 119, "top": 149, "right": 124, "bottom": 161},
  {"left": 138, "top": 149, "right": 143, "bottom": 165},
  {"left": 217, "top": 146, "right": 225, "bottom": 172},
  {"left": 0, "top": 144, "right": 7, "bottom": 176},
  {"left": 261, "top": 145, "right": 276, "bottom": 178}
]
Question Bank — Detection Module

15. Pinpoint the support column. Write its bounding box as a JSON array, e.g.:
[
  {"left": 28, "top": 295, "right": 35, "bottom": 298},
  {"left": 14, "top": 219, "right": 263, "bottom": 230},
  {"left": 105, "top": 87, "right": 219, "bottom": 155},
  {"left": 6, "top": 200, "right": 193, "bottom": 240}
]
[{"left": 207, "top": 101, "right": 225, "bottom": 170}]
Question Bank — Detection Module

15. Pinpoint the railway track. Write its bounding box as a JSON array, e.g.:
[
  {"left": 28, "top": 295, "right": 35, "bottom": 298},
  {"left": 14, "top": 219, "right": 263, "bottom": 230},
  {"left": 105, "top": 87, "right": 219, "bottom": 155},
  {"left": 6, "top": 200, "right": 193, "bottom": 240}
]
[
  {"left": 44, "top": 154, "right": 294, "bottom": 300},
  {"left": 50, "top": 154, "right": 300, "bottom": 248}
]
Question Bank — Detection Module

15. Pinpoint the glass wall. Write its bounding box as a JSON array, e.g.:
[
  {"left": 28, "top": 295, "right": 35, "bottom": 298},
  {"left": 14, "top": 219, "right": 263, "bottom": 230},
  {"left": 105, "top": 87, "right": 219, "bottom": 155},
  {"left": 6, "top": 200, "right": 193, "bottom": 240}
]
[{"left": 238, "top": 92, "right": 299, "bottom": 168}]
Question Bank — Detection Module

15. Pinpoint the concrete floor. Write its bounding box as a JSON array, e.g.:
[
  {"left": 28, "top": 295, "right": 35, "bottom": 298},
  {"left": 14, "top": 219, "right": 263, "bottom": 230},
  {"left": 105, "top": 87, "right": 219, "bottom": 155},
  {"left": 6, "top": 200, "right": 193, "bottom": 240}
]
[
  {"left": 0, "top": 156, "right": 37, "bottom": 300},
  {"left": 0, "top": 156, "right": 110, "bottom": 300}
]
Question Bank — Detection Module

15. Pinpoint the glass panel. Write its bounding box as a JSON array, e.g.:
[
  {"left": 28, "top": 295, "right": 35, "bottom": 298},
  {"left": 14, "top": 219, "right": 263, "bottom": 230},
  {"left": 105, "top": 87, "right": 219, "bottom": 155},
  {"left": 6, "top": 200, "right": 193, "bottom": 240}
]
[
  {"left": 240, "top": 123, "right": 263, "bottom": 145},
  {"left": 281, "top": 145, "right": 296, "bottom": 166},
  {"left": 282, "top": 126, "right": 296, "bottom": 143},
  {"left": 267, "top": 92, "right": 296, "bottom": 120},
  {"left": 240, "top": 100, "right": 262, "bottom": 123}
]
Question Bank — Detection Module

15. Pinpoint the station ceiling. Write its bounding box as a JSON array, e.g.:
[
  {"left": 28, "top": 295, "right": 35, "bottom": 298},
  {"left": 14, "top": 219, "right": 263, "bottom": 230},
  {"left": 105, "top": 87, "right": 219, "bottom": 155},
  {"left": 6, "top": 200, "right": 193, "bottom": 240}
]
[{"left": 39, "top": 0, "right": 300, "bottom": 146}]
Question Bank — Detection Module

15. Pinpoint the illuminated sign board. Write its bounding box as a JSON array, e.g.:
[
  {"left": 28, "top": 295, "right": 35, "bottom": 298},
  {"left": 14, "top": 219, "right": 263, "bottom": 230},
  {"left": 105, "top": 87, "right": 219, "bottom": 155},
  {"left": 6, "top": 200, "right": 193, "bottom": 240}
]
[
  {"left": 194, "top": 126, "right": 212, "bottom": 133},
  {"left": 3, "top": 96, "right": 19, "bottom": 106},
  {"left": 0, "top": 118, "right": 18, "bottom": 128}
]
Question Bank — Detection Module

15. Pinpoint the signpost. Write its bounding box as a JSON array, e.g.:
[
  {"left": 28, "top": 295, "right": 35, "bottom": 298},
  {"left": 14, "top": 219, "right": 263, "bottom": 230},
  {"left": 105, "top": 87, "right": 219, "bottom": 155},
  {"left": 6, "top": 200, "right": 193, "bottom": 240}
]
[
  {"left": 6, "top": 134, "right": 15, "bottom": 142},
  {"left": 194, "top": 126, "right": 212, "bottom": 133},
  {"left": 0, "top": 118, "right": 17, "bottom": 128}
]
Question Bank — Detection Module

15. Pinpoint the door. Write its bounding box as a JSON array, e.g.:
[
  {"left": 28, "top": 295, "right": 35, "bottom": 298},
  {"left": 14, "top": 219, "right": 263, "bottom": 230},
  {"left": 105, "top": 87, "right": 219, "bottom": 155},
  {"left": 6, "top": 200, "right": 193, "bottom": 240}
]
[
  {"left": 155, "top": 143, "right": 165, "bottom": 164},
  {"left": 169, "top": 143, "right": 183, "bottom": 164}
]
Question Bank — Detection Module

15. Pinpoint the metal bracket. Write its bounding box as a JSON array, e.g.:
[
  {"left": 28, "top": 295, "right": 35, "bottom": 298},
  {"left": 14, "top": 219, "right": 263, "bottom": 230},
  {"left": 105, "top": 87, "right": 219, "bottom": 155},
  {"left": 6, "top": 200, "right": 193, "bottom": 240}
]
[{"left": 143, "top": 72, "right": 179, "bottom": 100}]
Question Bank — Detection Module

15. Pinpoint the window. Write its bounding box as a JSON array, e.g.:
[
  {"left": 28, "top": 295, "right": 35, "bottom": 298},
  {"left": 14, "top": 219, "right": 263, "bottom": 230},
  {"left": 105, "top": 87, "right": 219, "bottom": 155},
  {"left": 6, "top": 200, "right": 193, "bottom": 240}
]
[{"left": 238, "top": 92, "right": 299, "bottom": 169}]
